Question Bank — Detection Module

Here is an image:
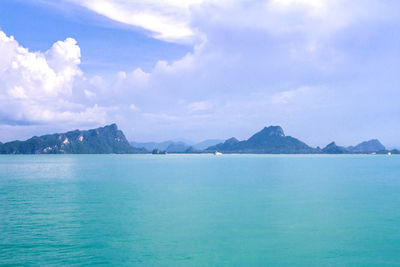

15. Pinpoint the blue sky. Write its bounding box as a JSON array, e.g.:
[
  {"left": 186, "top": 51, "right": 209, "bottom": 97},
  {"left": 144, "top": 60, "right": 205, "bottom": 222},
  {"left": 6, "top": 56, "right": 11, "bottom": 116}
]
[
  {"left": 0, "top": 0, "right": 399, "bottom": 148},
  {"left": 0, "top": 0, "right": 190, "bottom": 74}
]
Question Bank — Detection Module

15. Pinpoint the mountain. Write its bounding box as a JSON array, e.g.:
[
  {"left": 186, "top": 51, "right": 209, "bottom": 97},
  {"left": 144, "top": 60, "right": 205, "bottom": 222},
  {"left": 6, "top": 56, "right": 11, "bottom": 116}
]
[
  {"left": 348, "top": 139, "right": 385, "bottom": 153},
  {"left": 165, "top": 142, "right": 191, "bottom": 153},
  {"left": 130, "top": 140, "right": 194, "bottom": 153},
  {"left": 206, "top": 126, "right": 316, "bottom": 153},
  {"left": 131, "top": 139, "right": 223, "bottom": 152},
  {"left": 184, "top": 146, "right": 203, "bottom": 153},
  {"left": 207, "top": 137, "right": 240, "bottom": 152},
  {"left": 0, "top": 124, "right": 143, "bottom": 154},
  {"left": 321, "top": 142, "right": 349, "bottom": 154},
  {"left": 130, "top": 141, "right": 175, "bottom": 151},
  {"left": 193, "top": 139, "right": 224, "bottom": 150},
  {"left": 170, "top": 138, "right": 195, "bottom": 145},
  {"left": 1, "top": 123, "right": 393, "bottom": 155}
]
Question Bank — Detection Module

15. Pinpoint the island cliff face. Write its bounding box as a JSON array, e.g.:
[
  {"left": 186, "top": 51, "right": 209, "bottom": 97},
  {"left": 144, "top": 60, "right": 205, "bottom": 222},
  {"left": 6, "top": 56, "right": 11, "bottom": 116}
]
[
  {"left": 206, "top": 126, "right": 316, "bottom": 154},
  {"left": 0, "top": 124, "right": 142, "bottom": 154}
]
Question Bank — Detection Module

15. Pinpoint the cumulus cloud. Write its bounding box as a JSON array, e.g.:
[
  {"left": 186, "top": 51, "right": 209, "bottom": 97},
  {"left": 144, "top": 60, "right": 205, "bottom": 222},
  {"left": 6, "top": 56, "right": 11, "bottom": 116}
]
[{"left": 0, "top": 31, "right": 107, "bottom": 126}]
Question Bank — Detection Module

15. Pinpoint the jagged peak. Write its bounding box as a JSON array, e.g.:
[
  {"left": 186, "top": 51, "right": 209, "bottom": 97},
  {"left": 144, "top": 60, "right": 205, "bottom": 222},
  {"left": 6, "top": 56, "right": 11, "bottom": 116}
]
[
  {"left": 248, "top": 126, "right": 285, "bottom": 142},
  {"left": 260, "top": 126, "right": 285, "bottom": 137},
  {"left": 326, "top": 141, "right": 336, "bottom": 147},
  {"left": 103, "top": 123, "right": 118, "bottom": 130}
]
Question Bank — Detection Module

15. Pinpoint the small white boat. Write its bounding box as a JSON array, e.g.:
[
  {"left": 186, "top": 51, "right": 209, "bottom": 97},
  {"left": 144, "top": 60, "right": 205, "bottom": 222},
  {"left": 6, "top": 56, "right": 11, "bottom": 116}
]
[
  {"left": 388, "top": 152, "right": 392, "bottom": 156},
  {"left": 214, "top": 151, "right": 223, "bottom": 155}
]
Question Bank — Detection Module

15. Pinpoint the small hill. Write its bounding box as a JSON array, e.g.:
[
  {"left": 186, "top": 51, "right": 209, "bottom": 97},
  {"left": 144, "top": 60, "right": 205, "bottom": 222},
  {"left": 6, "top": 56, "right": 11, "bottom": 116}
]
[
  {"left": 390, "top": 149, "right": 400, "bottom": 154},
  {"left": 348, "top": 139, "right": 385, "bottom": 153},
  {"left": 322, "top": 142, "right": 349, "bottom": 154},
  {"left": 207, "top": 137, "right": 240, "bottom": 152}
]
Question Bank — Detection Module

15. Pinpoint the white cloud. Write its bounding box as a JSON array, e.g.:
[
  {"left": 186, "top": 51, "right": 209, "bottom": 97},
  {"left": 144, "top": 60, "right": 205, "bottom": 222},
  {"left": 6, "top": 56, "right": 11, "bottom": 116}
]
[
  {"left": 64, "top": 0, "right": 361, "bottom": 44},
  {"left": 84, "top": 89, "right": 96, "bottom": 98},
  {"left": 270, "top": 86, "right": 312, "bottom": 104},
  {"left": 125, "top": 68, "right": 150, "bottom": 85},
  {"left": 129, "top": 104, "right": 140, "bottom": 111},
  {"left": 0, "top": 31, "right": 107, "bottom": 126},
  {"left": 0, "top": 32, "right": 80, "bottom": 98},
  {"left": 187, "top": 100, "right": 213, "bottom": 112},
  {"left": 65, "top": 0, "right": 207, "bottom": 43}
]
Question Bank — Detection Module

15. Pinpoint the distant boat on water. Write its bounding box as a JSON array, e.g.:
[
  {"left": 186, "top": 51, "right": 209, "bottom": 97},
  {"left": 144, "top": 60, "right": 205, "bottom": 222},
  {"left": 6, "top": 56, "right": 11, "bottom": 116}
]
[{"left": 214, "top": 151, "right": 223, "bottom": 155}]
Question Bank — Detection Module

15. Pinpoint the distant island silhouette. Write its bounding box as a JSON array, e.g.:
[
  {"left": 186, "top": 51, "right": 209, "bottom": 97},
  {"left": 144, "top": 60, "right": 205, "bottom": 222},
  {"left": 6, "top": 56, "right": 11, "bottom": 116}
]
[{"left": 0, "top": 124, "right": 398, "bottom": 154}]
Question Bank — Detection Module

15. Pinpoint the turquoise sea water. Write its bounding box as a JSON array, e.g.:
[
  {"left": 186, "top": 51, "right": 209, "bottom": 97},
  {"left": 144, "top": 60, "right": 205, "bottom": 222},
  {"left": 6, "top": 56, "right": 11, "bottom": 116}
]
[{"left": 0, "top": 154, "right": 399, "bottom": 266}]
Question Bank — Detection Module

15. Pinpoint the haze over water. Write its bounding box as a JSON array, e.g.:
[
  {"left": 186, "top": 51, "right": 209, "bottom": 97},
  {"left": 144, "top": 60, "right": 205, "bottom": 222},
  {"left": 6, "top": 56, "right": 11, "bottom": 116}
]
[{"left": 1, "top": 154, "right": 399, "bottom": 265}]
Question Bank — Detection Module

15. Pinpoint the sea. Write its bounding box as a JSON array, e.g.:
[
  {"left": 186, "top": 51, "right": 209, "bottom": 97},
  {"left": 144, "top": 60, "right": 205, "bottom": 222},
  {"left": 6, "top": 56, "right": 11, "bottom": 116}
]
[{"left": 0, "top": 154, "right": 399, "bottom": 266}]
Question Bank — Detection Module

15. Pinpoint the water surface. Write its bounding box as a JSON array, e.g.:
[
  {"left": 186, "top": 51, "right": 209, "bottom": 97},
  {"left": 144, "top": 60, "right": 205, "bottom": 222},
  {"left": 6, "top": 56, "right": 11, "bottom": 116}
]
[{"left": 1, "top": 155, "right": 399, "bottom": 265}]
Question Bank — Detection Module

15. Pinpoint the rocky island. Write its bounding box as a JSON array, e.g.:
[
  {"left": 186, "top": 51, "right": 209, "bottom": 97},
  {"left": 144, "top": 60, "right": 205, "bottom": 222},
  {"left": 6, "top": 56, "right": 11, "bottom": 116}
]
[{"left": 0, "top": 124, "right": 397, "bottom": 154}]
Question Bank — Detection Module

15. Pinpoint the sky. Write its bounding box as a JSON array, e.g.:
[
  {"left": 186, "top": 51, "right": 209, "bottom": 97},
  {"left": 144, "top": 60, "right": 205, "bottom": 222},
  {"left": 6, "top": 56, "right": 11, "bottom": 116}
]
[{"left": 0, "top": 0, "right": 399, "bottom": 148}]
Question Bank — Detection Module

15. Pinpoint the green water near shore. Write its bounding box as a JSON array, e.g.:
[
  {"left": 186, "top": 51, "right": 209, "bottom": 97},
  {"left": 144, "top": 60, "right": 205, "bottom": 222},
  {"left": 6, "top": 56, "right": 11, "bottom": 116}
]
[{"left": 1, "top": 154, "right": 399, "bottom": 265}]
